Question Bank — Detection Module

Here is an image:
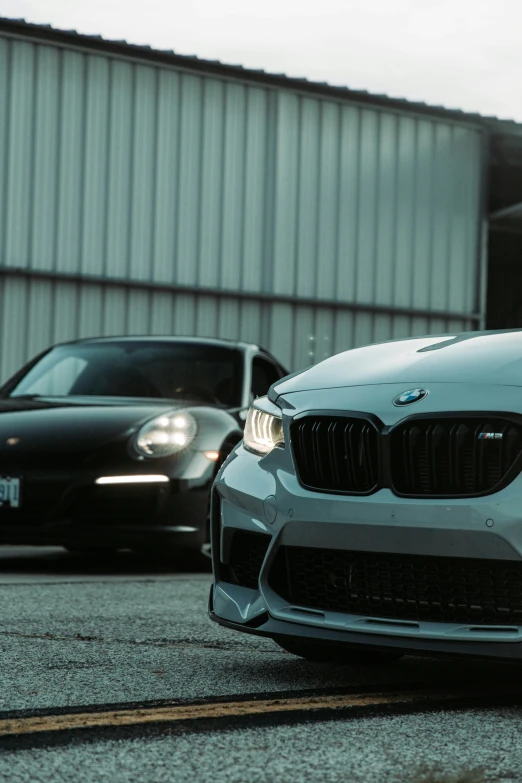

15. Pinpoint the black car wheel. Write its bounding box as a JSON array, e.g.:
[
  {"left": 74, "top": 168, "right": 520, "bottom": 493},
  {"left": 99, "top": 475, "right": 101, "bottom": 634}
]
[{"left": 274, "top": 637, "right": 403, "bottom": 664}]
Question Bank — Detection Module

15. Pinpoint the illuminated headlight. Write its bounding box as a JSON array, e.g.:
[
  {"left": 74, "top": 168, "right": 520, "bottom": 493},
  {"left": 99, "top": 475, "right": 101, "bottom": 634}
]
[
  {"left": 244, "top": 397, "right": 284, "bottom": 456},
  {"left": 133, "top": 411, "right": 197, "bottom": 458}
]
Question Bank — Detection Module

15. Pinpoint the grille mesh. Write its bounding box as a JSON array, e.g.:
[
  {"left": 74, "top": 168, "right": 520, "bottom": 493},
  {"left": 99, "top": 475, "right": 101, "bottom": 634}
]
[
  {"left": 228, "top": 530, "right": 271, "bottom": 589},
  {"left": 271, "top": 546, "right": 522, "bottom": 626},
  {"left": 291, "top": 417, "right": 378, "bottom": 493},
  {"left": 390, "top": 418, "right": 522, "bottom": 496}
]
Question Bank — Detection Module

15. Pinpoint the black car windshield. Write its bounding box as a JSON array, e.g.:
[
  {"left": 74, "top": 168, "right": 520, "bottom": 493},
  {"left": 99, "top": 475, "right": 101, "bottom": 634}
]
[{"left": 8, "top": 341, "right": 244, "bottom": 407}]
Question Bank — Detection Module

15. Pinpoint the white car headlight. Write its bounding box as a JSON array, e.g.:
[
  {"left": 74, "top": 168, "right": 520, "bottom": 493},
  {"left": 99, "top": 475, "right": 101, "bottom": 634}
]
[
  {"left": 244, "top": 397, "right": 284, "bottom": 456},
  {"left": 134, "top": 411, "right": 197, "bottom": 458}
]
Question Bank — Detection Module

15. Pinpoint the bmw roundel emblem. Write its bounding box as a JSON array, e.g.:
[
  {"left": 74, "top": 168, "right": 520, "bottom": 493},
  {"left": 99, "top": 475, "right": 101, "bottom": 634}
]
[{"left": 393, "top": 388, "right": 428, "bottom": 407}]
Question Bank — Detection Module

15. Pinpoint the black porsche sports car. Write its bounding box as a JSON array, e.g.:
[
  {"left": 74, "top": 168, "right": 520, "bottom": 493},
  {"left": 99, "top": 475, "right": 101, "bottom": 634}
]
[{"left": 0, "top": 336, "right": 287, "bottom": 562}]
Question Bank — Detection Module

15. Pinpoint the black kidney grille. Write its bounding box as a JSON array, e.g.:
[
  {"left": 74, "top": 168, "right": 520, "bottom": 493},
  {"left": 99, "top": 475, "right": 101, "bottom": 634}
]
[
  {"left": 228, "top": 530, "right": 271, "bottom": 589},
  {"left": 291, "top": 417, "right": 378, "bottom": 493},
  {"left": 270, "top": 546, "right": 522, "bottom": 626},
  {"left": 391, "top": 418, "right": 522, "bottom": 496}
]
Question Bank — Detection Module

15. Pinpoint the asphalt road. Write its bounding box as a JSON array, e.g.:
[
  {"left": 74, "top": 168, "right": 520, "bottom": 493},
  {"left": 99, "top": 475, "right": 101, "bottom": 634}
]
[{"left": 0, "top": 546, "right": 521, "bottom": 783}]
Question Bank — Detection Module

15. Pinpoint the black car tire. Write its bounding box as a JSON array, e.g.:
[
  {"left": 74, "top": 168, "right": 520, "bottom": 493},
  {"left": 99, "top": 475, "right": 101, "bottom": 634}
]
[{"left": 274, "top": 637, "right": 403, "bottom": 664}]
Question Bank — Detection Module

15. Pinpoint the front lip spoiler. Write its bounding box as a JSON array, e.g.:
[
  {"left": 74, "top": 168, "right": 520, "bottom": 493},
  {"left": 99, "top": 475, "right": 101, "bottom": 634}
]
[{"left": 209, "top": 607, "right": 522, "bottom": 662}]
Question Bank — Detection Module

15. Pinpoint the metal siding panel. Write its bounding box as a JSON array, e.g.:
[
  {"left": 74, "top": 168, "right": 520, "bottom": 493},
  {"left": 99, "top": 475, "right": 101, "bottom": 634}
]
[
  {"left": 333, "top": 309, "right": 355, "bottom": 359},
  {"left": 356, "top": 110, "right": 380, "bottom": 304},
  {"left": 0, "top": 278, "right": 28, "bottom": 380},
  {"left": 373, "top": 313, "right": 393, "bottom": 343},
  {"left": 221, "top": 83, "right": 246, "bottom": 290},
  {"left": 77, "top": 284, "right": 104, "bottom": 338},
  {"left": 81, "top": 55, "right": 110, "bottom": 276},
  {"left": 462, "top": 132, "right": 481, "bottom": 314},
  {"left": 434, "top": 127, "right": 481, "bottom": 316},
  {"left": 176, "top": 74, "right": 202, "bottom": 287},
  {"left": 173, "top": 294, "right": 197, "bottom": 335},
  {"left": 272, "top": 93, "right": 299, "bottom": 295},
  {"left": 466, "top": 135, "right": 482, "bottom": 315},
  {"left": 150, "top": 290, "right": 174, "bottom": 334},
  {"left": 411, "top": 121, "right": 435, "bottom": 311},
  {"left": 102, "top": 287, "right": 127, "bottom": 335},
  {"left": 354, "top": 312, "right": 375, "bottom": 348},
  {"left": 426, "top": 317, "right": 447, "bottom": 334},
  {"left": 217, "top": 297, "right": 240, "bottom": 340},
  {"left": 335, "top": 106, "right": 360, "bottom": 304},
  {"left": 242, "top": 88, "right": 267, "bottom": 293},
  {"left": 429, "top": 123, "right": 453, "bottom": 311},
  {"left": 126, "top": 289, "right": 151, "bottom": 332},
  {"left": 447, "top": 127, "right": 471, "bottom": 313},
  {"left": 31, "top": 45, "right": 60, "bottom": 272},
  {"left": 317, "top": 102, "right": 341, "bottom": 300},
  {"left": 391, "top": 315, "right": 413, "bottom": 340},
  {"left": 374, "top": 113, "right": 398, "bottom": 306},
  {"left": 4, "top": 41, "right": 35, "bottom": 268},
  {"left": 295, "top": 98, "right": 320, "bottom": 298},
  {"left": 198, "top": 78, "right": 224, "bottom": 290},
  {"left": 268, "top": 303, "right": 294, "bottom": 369},
  {"left": 0, "top": 39, "right": 9, "bottom": 267},
  {"left": 105, "top": 59, "right": 134, "bottom": 279},
  {"left": 152, "top": 69, "right": 179, "bottom": 283},
  {"left": 196, "top": 295, "right": 219, "bottom": 337},
  {"left": 129, "top": 65, "right": 157, "bottom": 281},
  {"left": 392, "top": 116, "right": 417, "bottom": 308},
  {"left": 408, "top": 316, "right": 430, "bottom": 336},
  {"left": 55, "top": 50, "right": 85, "bottom": 275},
  {"left": 314, "top": 307, "right": 335, "bottom": 363},
  {"left": 26, "top": 279, "right": 54, "bottom": 357},
  {"left": 239, "top": 300, "right": 262, "bottom": 345},
  {"left": 292, "top": 306, "right": 316, "bottom": 369},
  {"left": 446, "top": 318, "right": 469, "bottom": 332},
  {"left": 52, "top": 281, "right": 79, "bottom": 343}
]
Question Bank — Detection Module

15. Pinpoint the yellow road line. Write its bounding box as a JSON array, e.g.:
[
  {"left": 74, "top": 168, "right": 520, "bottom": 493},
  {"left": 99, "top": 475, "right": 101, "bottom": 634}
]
[{"left": 0, "top": 688, "right": 504, "bottom": 738}]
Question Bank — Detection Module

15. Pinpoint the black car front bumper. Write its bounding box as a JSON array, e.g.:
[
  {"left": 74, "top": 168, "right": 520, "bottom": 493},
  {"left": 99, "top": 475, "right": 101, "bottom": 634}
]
[{"left": 0, "top": 476, "right": 209, "bottom": 550}]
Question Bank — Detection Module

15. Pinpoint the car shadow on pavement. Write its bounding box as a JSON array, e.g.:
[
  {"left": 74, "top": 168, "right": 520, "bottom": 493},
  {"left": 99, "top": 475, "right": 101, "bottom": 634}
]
[
  {"left": 227, "top": 643, "right": 519, "bottom": 690},
  {"left": 0, "top": 545, "right": 211, "bottom": 577}
]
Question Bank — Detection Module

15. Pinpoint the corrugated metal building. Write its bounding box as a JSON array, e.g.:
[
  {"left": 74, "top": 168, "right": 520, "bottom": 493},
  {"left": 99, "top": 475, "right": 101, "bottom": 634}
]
[{"left": 1, "top": 17, "right": 522, "bottom": 382}]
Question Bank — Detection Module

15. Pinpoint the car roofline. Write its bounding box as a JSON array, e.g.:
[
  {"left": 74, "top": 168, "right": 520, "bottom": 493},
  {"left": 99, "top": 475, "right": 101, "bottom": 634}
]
[{"left": 55, "top": 335, "right": 261, "bottom": 352}]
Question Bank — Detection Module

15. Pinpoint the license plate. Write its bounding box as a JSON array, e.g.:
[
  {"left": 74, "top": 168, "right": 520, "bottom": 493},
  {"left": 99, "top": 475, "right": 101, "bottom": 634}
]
[{"left": 0, "top": 477, "right": 21, "bottom": 508}]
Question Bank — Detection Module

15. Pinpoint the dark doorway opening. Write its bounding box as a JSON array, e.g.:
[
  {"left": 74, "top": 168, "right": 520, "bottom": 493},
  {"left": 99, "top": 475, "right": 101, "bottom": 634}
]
[
  {"left": 486, "top": 132, "right": 522, "bottom": 329},
  {"left": 487, "top": 229, "right": 522, "bottom": 329}
]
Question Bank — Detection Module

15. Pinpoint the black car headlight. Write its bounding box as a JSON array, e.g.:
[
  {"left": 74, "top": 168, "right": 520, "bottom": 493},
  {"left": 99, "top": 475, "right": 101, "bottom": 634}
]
[
  {"left": 244, "top": 397, "right": 284, "bottom": 456},
  {"left": 133, "top": 411, "right": 197, "bottom": 458}
]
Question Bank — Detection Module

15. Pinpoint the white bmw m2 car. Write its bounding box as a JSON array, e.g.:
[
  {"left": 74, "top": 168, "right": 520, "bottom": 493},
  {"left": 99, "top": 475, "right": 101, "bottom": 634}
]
[{"left": 209, "top": 331, "right": 522, "bottom": 663}]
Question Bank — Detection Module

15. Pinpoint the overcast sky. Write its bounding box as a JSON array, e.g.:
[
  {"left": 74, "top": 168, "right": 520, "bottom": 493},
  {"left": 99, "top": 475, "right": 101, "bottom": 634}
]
[{"left": 0, "top": 0, "right": 520, "bottom": 121}]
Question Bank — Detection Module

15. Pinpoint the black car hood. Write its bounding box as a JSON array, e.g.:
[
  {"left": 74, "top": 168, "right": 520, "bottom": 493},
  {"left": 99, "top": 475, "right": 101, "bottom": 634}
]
[{"left": 0, "top": 397, "right": 181, "bottom": 456}]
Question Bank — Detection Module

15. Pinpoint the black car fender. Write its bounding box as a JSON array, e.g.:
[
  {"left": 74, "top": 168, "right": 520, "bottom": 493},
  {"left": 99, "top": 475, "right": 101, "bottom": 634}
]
[{"left": 186, "top": 405, "right": 243, "bottom": 455}]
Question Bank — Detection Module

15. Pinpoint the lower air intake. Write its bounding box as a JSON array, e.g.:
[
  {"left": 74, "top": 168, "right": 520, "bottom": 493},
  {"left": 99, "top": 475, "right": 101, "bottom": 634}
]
[
  {"left": 227, "top": 530, "right": 271, "bottom": 590},
  {"left": 270, "top": 546, "right": 522, "bottom": 626}
]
